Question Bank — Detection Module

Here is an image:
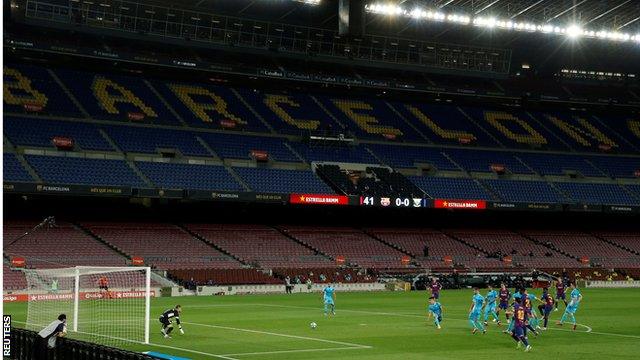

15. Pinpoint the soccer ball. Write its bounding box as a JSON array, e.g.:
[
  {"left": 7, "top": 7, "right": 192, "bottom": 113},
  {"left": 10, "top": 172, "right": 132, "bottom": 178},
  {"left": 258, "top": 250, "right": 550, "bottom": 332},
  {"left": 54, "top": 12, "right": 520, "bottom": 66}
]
[{"left": 310, "top": 322, "right": 317, "bottom": 329}]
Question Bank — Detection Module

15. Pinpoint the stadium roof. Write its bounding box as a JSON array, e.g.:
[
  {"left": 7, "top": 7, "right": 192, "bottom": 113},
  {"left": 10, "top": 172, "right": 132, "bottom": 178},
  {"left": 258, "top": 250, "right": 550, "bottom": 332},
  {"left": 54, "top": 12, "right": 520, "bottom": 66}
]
[{"left": 394, "top": 0, "right": 640, "bottom": 33}]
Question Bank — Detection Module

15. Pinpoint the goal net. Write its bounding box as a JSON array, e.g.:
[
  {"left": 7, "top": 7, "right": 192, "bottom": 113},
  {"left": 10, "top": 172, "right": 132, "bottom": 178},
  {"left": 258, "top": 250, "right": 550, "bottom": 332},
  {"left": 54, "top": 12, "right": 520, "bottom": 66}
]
[{"left": 23, "top": 266, "right": 151, "bottom": 346}]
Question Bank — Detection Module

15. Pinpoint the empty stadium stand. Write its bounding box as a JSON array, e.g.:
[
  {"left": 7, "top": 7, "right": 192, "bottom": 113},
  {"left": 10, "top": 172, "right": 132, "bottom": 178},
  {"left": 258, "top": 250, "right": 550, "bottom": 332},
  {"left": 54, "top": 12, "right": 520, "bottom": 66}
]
[
  {"left": 25, "top": 155, "right": 146, "bottom": 187},
  {"left": 3, "top": 264, "right": 27, "bottom": 291},
  {"left": 521, "top": 230, "right": 640, "bottom": 268},
  {"left": 168, "top": 269, "right": 280, "bottom": 286},
  {"left": 234, "top": 167, "right": 333, "bottom": 194},
  {"left": 3, "top": 63, "right": 640, "bottom": 207},
  {"left": 282, "top": 227, "right": 409, "bottom": 269},
  {"left": 368, "top": 228, "right": 503, "bottom": 269},
  {"left": 444, "top": 229, "right": 578, "bottom": 267},
  {"left": 482, "top": 180, "right": 566, "bottom": 203},
  {"left": 5, "top": 117, "right": 114, "bottom": 151},
  {"left": 82, "top": 222, "right": 243, "bottom": 270},
  {"left": 136, "top": 162, "right": 244, "bottom": 191},
  {"left": 3, "top": 153, "right": 33, "bottom": 182},
  {"left": 4, "top": 221, "right": 127, "bottom": 268},
  {"left": 409, "top": 176, "right": 495, "bottom": 200},
  {"left": 184, "top": 224, "right": 333, "bottom": 268}
]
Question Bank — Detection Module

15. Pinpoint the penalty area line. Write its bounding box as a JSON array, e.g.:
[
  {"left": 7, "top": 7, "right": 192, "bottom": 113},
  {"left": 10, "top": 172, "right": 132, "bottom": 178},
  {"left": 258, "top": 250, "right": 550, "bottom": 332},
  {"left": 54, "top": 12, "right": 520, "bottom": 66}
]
[
  {"left": 220, "top": 346, "right": 368, "bottom": 357},
  {"left": 13, "top": 321, "right": 239, "bottom": 360},
  {"left": 184, "top": 321, "right": 372, "bottom": 349},
  {"left": 252, "top": 303, "right": 640, "bottom": 340}
]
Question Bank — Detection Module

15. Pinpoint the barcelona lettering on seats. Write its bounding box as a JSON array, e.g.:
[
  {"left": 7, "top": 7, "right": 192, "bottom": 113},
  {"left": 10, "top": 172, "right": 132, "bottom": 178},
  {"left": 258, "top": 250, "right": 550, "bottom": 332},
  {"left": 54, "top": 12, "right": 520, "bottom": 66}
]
[
  {"left": 332, "top": 99, "right": 403, "bottom": 136},
  {"left": 169, "top": 84, "right": 245, "bottom": 125},
  {"left": 264, "top": 94, "right": 321, "bottom": 130},
  {"left": 92, "top": 77, "right": 157, "bottom": 117},
  {"left": 484, "top": 111, "right": 547, "bottom": 145},
  {"left": 629, "top": 120, "right": 640, "bottom": 140},
  {"left": 3, "top": 67, "right": 49, "bottom": 108},
  {"left": 405, "top": 105, "right": 476, "bottom": 141},
  {"left": 546, "top": 115, "right": 617, "bottom": 149}
]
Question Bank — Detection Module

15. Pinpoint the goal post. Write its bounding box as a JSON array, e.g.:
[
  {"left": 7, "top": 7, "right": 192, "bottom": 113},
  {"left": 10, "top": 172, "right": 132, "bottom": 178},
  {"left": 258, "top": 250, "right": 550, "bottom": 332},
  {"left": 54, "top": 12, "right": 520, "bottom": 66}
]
[{"left": 23, "top": 266, "right": 151, "bottom": 346}]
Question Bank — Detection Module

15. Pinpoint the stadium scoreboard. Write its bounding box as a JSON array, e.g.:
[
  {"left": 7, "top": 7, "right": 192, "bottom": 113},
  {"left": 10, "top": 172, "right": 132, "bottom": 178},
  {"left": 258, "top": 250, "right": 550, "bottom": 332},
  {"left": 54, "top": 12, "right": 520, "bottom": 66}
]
[{"left": 360, "top": 196, "right": 427, "bottom": 208}]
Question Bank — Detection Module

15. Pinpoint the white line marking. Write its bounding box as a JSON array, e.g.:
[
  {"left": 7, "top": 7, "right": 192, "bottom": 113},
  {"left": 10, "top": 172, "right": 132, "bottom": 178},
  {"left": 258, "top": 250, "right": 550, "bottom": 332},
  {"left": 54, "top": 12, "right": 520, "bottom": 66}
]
[
  {"left": 252, "top": 303, "right": 640, "bottom": 339},
  {"left": 220, "top": 346, "right": 365, "bottom": 356},
  {"left": 184, "top": 321, "right": 372, "bottom": 349},
  {"left": 13, "top": 321, "right": 239, "bottom": 360}
]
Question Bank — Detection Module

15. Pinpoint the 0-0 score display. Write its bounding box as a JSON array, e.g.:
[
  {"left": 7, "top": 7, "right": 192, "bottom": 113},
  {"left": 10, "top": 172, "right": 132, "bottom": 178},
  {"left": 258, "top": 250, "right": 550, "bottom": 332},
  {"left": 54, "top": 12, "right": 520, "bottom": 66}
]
[{"left": 360, "top": 196, "right": 425, "bottom": 208}]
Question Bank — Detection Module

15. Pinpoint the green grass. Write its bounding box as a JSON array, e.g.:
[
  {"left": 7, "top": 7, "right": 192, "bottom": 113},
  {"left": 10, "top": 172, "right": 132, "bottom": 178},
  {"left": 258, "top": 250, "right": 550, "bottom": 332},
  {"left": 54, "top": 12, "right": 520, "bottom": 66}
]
[{"left": 5, "top": 288, "right": 640, "bottom": 359}]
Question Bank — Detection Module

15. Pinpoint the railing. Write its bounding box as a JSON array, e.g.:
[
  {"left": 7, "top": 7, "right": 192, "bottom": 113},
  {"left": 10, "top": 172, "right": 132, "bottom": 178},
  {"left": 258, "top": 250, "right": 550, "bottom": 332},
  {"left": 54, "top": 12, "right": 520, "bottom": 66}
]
[
  {"left": 21, "top": 0, "right": 511, "bottom": 74},
  {"left": 9, "top": 328, "right": 154, "bottom": 360}
]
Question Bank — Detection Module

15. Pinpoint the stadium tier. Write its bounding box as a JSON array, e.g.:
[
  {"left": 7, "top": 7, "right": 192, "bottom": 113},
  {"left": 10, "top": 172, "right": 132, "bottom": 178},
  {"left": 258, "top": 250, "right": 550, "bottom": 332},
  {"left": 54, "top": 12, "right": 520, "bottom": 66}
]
[
  {"left": 522, "top": 231, "right": 640, "bottom": 268},
  {"left": 4, "top": 222, "right": 640, "bottom": 291},
  {"left": 82, "top": 222, "right": 243, "bottom": 270},
  {"left": 282, "top": 226, "right": 412, "bottom": 269},
  {"left": 4, "top": 221, "right": 128, "bottom": 268},
  {"left": 135, "top": 162, "right": 244, "bottom": 191},
  {"left": 3, "top": 63, "right": 640, "bottom": 205},
  {"left": 184, "top": 224, "right": 334, "bottom": 268},
  {"left": 3, "top": 153, "right": 33, "bottom": 182},
  {"left": 408, "top": 176, "right": 495, "bottom": 200},
  {"left": 2, "top": 264, "right": 27, "bottom": 291}
]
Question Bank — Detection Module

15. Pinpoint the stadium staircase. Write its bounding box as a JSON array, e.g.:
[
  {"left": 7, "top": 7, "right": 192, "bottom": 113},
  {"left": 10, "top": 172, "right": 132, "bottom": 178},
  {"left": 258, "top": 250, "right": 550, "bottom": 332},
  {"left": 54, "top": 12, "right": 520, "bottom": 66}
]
[
  {"left": 456, "top": 107, "right": 506, "bottom": 147},
  {"left": 12, "top": 152, "right": 40, "bottom": 182},
  {"left": 231, "top": 88, "right": 276, "bottom": 134},
  {"left": 74, "top": 223, "right": 132, "bottom": 261},
  {"left": 177, "top": 224, "right": 250, "bottom": 267},
  {"left": 384, "top": 101, "right": 429, "bottom": 142},
  {"left": 46, "top": 69, "right": 90, "bottom": 117},
  {"left": 272, "top": 226, "right": 336, "bottom": 262},
  {"left": 516, "top": 231, "right": 579, "bottom": 261},
  {"left": 97, "top": 129, "right": 155, "bottom": 187},
  {"left": 590, "top": 233, "right": 640, "bottom": 256},
  {"left": 144, "top": 80, "right": 188, "bottom": 127},
  {"left": 441, "top": 231, "right": 488, "bottom": 256},
  {"left": 283, "top": 142, "right": 308, "bottom": 164},
  {"left": 361, "top": 229, "right": 415, "bottom": 258}
]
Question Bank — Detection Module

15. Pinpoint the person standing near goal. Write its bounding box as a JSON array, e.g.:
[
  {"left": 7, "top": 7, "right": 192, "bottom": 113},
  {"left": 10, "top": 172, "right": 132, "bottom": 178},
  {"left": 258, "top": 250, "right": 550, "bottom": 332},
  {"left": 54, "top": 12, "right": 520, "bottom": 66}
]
[
  {"left": 98, "top": 275, "right": 112, "bottom": 299},
  {"left": 34, "top": 314, "right": 67, "bottom": 360},
  {"left": 160, "top": 305, "right": 184, "bottom": 338}
]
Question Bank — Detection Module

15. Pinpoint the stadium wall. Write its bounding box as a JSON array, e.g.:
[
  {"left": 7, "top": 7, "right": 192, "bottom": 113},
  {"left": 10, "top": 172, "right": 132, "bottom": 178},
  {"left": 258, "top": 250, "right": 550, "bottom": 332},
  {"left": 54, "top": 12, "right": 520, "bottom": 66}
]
[{"left": 186, "top": 283, "right": 386, "bottom": 296}]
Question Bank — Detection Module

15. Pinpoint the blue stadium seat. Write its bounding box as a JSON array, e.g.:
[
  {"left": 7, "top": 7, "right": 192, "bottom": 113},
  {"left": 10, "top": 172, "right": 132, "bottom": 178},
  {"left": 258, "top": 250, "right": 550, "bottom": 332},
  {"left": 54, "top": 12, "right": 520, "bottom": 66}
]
[
  {"left": 4, "top": 117, "right": 113, "bottom": 151},
  {"left": 136, "top": 162, "right": 244, "bottom": 191},
  {"left": 3, "top": 153, "right": 34, "bottom": 182},
  {"left": 56, "top": 69, "right": 178, "bottom": 125},
  {"left": 199, "top": 133, "right": 300, "bottom": 162},
  {"left": 393, "top": 102, "right": 499, "bottom": 147},
  {"left": 587, "top": 156, "right": 640, "bottom": 179},
  {"left": 517, "top": 153, "right": 606, "bottom": 177},
  {"left": 444, "top": 149, "right": 533, "bottom": 174},
  {"left": 4, "top": 64, "right": 81, "bottom": 117},
  {"left": 152, "top": 81, "right": 268, "bottom": 132},
  {"left": 554, "top": 182, "right": 639, "bottom": 205},
  {"left": 104, "top": 126, "right": 208, "bottom": 156},
  {"left": 482, "top": 180, "right": 565, "bottom": 203},
  {"left": 316, "top": 96, "right": 424, "bottom": 141},
  {"left": 367, "top": 144, "right": 459, "bottom": 170},
  {"left": 624, "top": 185, "right": 640, "bottom": 199},
  {"left": 462, "top": 107, "right": 569, "bottom": 151},
  {"left": 239, "top": 89, "right": 343, "bottom": 136},
  {"left": 292, "top": 143, "right": 379, "bottom": 164},
  {"left": 408, "top": 176, "right": 494, "bottom": 200},
  {"left": 535, "top": 112, "right": 634, "bottom": 153},
  {"left": 25, "top": 155, "right": 146, "bottom": 187},
  {"left": 234, "top": 167, "right": 333, "bottom": 194}
]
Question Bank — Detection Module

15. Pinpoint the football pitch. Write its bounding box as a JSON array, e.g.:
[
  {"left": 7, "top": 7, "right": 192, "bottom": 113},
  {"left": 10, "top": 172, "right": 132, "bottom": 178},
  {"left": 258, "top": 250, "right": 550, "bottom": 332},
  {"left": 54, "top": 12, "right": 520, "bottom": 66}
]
[{"left": 5, "top": 288, "right": 640, "bottom": 359}]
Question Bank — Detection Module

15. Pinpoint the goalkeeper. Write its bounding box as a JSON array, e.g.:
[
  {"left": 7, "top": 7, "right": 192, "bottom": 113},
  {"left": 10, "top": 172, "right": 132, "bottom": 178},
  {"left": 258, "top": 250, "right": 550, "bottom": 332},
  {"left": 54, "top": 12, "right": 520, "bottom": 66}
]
[{"left": 159, "top": 305, "right": 184, "bottom": 338}]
